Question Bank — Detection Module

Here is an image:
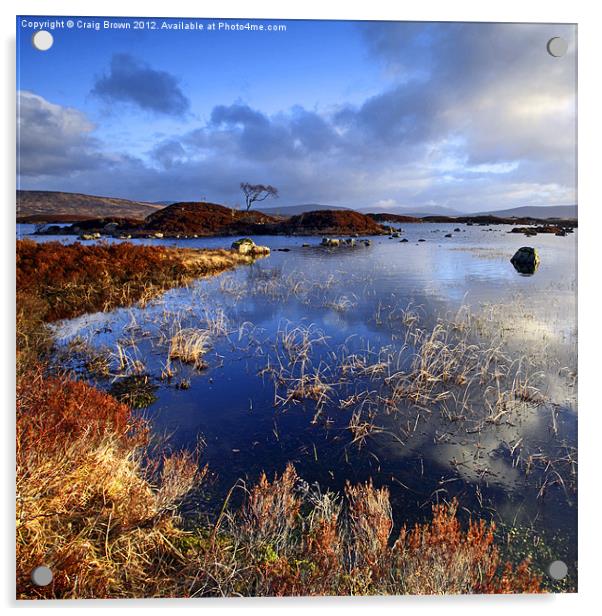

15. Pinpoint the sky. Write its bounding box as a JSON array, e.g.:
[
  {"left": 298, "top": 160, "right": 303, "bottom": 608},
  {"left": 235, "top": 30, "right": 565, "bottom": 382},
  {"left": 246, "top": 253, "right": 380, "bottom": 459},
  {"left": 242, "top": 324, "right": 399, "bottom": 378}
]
[{"left": 17, "top": 17, "right": 577, "bottom": 212}]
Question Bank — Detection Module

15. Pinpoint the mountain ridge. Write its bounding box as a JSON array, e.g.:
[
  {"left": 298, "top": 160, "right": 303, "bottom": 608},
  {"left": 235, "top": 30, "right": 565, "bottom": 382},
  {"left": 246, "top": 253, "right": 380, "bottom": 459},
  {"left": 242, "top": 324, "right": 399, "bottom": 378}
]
[{"left": 16, "top": 190, "right": 164, "bottom": 222}]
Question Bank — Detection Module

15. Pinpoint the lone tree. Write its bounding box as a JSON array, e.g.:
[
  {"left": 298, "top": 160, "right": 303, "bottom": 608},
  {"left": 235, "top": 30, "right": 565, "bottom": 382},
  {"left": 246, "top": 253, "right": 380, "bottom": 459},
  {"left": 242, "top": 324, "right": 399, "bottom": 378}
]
[{"left": 240, "top": 182, "right": 278, "bottom": 212}]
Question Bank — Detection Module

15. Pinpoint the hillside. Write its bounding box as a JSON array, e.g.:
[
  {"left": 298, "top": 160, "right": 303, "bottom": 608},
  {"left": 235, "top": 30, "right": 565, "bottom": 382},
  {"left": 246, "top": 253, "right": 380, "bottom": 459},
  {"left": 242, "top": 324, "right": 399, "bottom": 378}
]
[
  {"left": 144, "top": 202, "right": 278, "bottom": 234},
  {"left": 361, "top": 205, "right": 466, "bottom": 217},
  {"left": 16, "top": 190, "right": 164, "bottom": 222},
  {"left": 276, "top": 210, "right": 387, "bottom": 235},
  {"left": 367, "top": 212, "right": 421, "bottom": 224},
  {"left": 475, "top": 205, "right": 577, "bottom": 219},
  {"left": 261, "top": 203, "right": 351, "bottom": 216},
  {"left": 144, "top": 204, "right": 386, "bottom": 236}
]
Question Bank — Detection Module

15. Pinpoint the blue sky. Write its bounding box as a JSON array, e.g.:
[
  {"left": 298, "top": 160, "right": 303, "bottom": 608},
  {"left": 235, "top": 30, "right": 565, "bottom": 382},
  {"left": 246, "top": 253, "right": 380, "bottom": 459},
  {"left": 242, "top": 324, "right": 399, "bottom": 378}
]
[{"left": 17, "top": 17, "right": 577, "bottom": 212}]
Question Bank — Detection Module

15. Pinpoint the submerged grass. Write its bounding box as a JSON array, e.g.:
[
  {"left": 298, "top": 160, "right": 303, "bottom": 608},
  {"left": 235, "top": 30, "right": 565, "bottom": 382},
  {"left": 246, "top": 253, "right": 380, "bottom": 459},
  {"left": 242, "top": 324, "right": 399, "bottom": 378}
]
[
  {"left": 168, "top": 327, "right": 212, "bottom": 370},
  {"left": 16, "top": 239, "right": 256, "bottom": 373}
]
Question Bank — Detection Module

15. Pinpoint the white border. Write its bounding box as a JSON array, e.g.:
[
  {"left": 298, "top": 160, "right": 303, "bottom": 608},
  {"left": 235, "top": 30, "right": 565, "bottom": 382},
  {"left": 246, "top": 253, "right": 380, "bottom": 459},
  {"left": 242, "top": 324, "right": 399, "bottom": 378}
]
[{"left": 2, "top": 1, "right": 600, "bottom": 613}]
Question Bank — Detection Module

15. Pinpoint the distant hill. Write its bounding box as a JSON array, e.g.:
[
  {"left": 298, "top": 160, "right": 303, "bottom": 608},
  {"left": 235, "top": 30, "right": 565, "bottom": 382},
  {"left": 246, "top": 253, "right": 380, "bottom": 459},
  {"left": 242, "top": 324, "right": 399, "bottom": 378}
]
[
  {"left": 16, "top": 189, "right": 578, "bottom": 226},
  {"left": 260, "top": 203, "right": 351, "bottom": 216},
  {"left": 367, "top": 213, "right": 421, "bottom": 223},
  {"left": 475, "top": 205, "right": 577, "bottom": 219},
  {"left": 362, "top": 204, "right": 577, "bottom": 219},
  {"left": 360, "top": 205, "right": 466, "bottom": 217},
  {"left": 16, "top": 190, "right": 164, "bottom": 222},
  {"left": 149, "top": 200, "right": 177, "bottom": 206}
]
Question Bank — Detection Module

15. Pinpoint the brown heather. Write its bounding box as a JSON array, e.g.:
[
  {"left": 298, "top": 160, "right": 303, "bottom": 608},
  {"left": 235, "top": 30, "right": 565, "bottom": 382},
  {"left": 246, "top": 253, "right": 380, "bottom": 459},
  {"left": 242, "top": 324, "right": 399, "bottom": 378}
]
[{"left": 16, "top": 239, "right": 255, "bottom": 322}]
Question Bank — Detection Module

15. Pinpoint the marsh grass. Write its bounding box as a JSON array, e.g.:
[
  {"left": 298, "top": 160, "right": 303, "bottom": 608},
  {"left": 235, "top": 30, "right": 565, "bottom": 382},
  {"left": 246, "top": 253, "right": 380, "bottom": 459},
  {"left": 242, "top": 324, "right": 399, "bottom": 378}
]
[
  {"left": 168, "top": 327, "right": 212, "bottom": 370},
  {"left": 178, "top": 464, "right": 543, "bottom": 597},
  {"left": 251, "top": 294, "right": 575, "bottom": 505},
  {"left": 109, "top": 375, "right": 159, "bottom": 409}
]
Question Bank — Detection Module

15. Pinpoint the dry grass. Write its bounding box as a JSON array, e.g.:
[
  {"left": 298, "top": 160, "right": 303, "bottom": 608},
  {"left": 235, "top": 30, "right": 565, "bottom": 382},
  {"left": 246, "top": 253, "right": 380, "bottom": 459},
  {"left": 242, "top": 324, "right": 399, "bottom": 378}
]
[
  {"left": 16, "top": 368, "right": 203, "bottom": 599},
  {"left": 168, "top": 328, "right": 212, "bottom": 369},
  {"left": 180, "top": 464, "right": 543, "bottom": 597}
]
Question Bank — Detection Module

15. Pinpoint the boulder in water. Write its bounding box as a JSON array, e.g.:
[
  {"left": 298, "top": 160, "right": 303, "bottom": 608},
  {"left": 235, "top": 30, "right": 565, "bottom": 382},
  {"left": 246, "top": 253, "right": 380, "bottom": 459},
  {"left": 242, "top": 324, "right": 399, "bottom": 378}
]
[
  {"left": 511, "top": 246, "right": 540, "bottom": 275},
  {"left": 231, "top": 238, "right": 270, "bottom": 255}
]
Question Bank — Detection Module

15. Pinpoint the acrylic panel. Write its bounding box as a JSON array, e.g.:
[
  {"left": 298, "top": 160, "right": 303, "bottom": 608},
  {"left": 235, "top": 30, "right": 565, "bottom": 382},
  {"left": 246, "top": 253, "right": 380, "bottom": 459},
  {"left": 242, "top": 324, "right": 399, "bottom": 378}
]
[{"left": 16, "top": 16, "right": 577, "bottom": 598}]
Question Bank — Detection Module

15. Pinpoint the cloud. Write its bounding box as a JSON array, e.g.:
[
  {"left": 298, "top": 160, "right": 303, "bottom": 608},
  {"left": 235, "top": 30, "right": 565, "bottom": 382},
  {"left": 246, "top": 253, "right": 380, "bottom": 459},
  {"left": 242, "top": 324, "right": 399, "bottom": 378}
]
[
  {"left": 357, "top": 22, "right": 576, "bottom": 167},
  {"left": 17, "top": 91, "right": 107, "bottom": 177},
  {"left": 91, "top": 54, "right": 190, "bottom": 116},
  {"left": 21, "top": 23, "right": 577, "bottom": 211}
]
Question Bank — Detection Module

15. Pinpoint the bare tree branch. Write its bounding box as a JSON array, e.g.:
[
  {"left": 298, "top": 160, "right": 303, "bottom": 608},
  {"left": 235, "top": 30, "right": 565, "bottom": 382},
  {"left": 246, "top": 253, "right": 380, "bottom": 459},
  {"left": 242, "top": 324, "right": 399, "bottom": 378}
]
[{"left": 240, "top": 183, "right": 279, "bottom": 212}]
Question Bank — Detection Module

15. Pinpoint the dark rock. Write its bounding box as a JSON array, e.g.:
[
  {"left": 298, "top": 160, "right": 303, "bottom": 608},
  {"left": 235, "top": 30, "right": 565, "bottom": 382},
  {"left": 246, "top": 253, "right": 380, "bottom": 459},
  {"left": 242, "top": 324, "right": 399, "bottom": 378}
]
[{"left": 511, "top": 247, "right": 540, "bottom": 275}]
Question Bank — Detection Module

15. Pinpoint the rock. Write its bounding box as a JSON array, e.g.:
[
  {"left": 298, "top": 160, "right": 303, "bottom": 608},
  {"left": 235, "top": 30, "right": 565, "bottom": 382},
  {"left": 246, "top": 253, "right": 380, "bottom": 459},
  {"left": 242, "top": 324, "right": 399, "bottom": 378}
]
[
  {"left": 79, "top": 233, "right": 96, "bottom": 240},
  {"left": 302, "top": 243, "right": 310, "bottom": 247},
  {"left": 509, "top": 227, "right": 539, "bottom": 236},
  {"left": 444, "top": 233, "right": 453, "bottom": 238},
  {"left": 555, "top": 230, "right": 567, "bottom": 237},
  {"left": 418, "top": 239, "right": 426, "bottom": 242},
  {"left": 400, "top": 238, "right": 409, "bottom": 243},
  {"left": 153, "top": 232, "right": 164, "bottom": 239},
  {"left": 454, "top": 228, "right": 461, "bottom": 232},
  {"left": 276, "top": 248, "right": 291, "bottom": 252},
  {"left": 363, "top": 239, "right": 371, "bottom": 246},
  {"left": 231, "top": 238, "right": 271, "bottom": 255},
  {"left": 511, "top": 247, "right": 540, "bottom": 275},
  {"left": 321, "top": 237, "right": 340, "bottom": 247}
]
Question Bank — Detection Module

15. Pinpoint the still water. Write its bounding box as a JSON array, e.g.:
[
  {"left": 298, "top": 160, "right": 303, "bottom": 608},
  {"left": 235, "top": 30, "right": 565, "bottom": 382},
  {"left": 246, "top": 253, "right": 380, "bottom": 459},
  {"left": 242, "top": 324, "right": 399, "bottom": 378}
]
[{"left": 19, "top": 223, "right": 578, "bottom": 563}]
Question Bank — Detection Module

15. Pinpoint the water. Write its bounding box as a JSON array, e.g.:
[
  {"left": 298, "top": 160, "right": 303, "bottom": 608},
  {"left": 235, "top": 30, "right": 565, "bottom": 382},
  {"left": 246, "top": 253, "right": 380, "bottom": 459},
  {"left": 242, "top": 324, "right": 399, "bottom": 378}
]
[{"left": 19, "top": 222, "right": 577, "bottom": 562}]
